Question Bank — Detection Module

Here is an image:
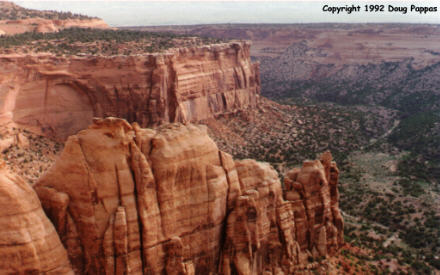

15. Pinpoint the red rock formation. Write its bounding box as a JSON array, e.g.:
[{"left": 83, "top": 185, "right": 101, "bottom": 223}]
[
  {"left": 0, "top": 42, "right": 260, "bottom": 140},
  {"left": 284, "top": 151, "right": 344, "bottom": 259},
  {"left": 35, "top": 117, "right": 343, "bottom": 274},
  {"left": 0, "top": 161, "right": 73, "bottom": 274}
]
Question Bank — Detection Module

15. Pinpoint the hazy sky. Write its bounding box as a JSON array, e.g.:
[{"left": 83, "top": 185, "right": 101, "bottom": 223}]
[{"left": 15, "top": 1, "right": 440, "bottom": 26}]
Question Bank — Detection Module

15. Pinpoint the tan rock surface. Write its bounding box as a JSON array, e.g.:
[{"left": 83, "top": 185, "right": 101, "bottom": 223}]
[
  {"left": 0, "top": 1, "right": 109, "bottom": 35},
  {"left": 0, "top": 41, "right": 260, "bottom": 141},
  {"left": 0, "top": 161, "right": 73, "bottom": 274},
  {"left": 0, "top": 17, "right": 109, "bottom": 35},
  {"left": 35, "top": 117, "right": 343, "bottom": 274}
]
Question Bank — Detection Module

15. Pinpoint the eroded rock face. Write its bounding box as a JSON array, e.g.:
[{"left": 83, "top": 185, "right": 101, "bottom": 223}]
[
  {"left": 0, "top": 161, "right": 73, "bottom": 274},
  {"left": 0, "top": 41, "right": 260, "bottom": 140},
  {"left": 284, "top": 151, "right": 344, "bottom": 259},
  {"left": 35, "top": 117, "right": 342, "bottom": 274}
]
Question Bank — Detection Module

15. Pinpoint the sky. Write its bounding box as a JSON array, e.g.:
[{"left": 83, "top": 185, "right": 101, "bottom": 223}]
[{"left": 15, "top": 1, "right": 440, "bottom": 27}]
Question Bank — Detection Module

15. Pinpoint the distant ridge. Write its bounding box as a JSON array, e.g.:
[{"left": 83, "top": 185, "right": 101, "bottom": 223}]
[
  {"left": 0, "top": 1, "right": 96, "bottom": 20},
  {"left": 0, "top": 1, "right": 109, "bottom": 35}
]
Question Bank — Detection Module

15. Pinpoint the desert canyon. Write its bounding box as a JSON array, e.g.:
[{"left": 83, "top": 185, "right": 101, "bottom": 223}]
[
  {"left": 0, "top": 41, "right": 259, "bottom": 140},
  {"left": 0, "top": 1, "right": 347, "bottom": 274},
  {"left": 1, "top": 1, "right": 439, "bottom": 274}
]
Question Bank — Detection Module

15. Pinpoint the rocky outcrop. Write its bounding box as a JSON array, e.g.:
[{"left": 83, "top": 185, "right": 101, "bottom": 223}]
[
  {"left": 284, "top": 152, "right": 344, "bottom": 259},
  {"left": 0, "top": 41, "right": 260, "bottom": 140},
  {"left": 35, "top": 117, "right": 343, "bottom": 274},
  {"left": 0, "top": 161, "right": 73, "bottom": 274}
]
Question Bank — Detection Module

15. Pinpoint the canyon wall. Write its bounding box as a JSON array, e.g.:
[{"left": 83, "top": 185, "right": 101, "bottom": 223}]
[
  {"left": 0, "top": 41, "right": 260, "bottom": 140},
  {"left": 35, "top": 117, "right": 343, "bottom": 274}
]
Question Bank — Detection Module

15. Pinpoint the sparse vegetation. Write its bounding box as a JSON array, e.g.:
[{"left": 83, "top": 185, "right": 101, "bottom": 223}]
[
  {"left": 0, "top": 1, "right": 96, "bottom": 20},
  {"left": 0, "top": 126, "right": 62, "bottom": 184},
  {"left": 209, "top": 100, "right": 439, "bottom": 272},
  {"left": 232, "top": 28, "right": 440, "bottom": 273},
  {"left": 257, "top": 39, "right": 440, "bottom": 188},
  {"left": 0, "top": 27, "right": 227, "bottom": 55},
  {"left": 209, "top": 99, "right": 395, "bottom": 174},
  {"left": 338, "top": 151, "right": 440, "bottom": 273}
]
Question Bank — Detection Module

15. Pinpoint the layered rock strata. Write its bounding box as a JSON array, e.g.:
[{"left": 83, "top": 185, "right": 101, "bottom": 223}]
[
  {"left": 35, "top": 117, "right": 343, "bottom": 274},
  {"left": 0, "top": 161, "right": 73, "bottom": 274},
  {"left": 0, "top": 41, "right": 260, "bottom": 140}
]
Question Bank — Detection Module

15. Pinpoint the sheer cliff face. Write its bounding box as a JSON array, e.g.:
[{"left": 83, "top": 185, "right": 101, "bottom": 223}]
[
  {"left": 0, "top": 42, "right": 260, "bottom": 140},
  {"left": 0, "top": 162, "right": 73, "bottom": 274},
  {"left": 35, "top": 117, "right": 343, "bottom": 274}
]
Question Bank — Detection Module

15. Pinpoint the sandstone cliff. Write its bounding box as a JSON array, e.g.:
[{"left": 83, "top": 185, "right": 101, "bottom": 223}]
[
  {"left": 0, "top": 161, "right": 73, "bottom": 274},
  {"left": 0, "top": 41, "right": 260, "bottom": 140},
  {"left": 35, "top": 117, "right": 343, "bottom": 274}
]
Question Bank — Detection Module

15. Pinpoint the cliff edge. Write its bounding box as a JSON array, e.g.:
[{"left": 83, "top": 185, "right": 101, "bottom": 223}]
[{"left": 0, "top": 41, "right": 260, "bottom": 140}]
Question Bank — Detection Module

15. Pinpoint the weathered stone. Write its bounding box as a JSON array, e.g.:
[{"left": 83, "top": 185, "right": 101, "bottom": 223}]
[
  {"left": 0, "top": 42, "right": 260, "bottom": 141},
  {"left": 0, "top": 161, "right": 73, "bottom": 274},
  {"left": 35, "top": 118, "right": 343, "bottom": 274},
  {"left": 283, "top": 151, "right": 344, "bottom": 259}
]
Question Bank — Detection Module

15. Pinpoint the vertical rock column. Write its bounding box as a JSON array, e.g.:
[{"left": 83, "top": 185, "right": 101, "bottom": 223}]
[{"left": 283, "top": 151, "right": 344, "bottom": 260}]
